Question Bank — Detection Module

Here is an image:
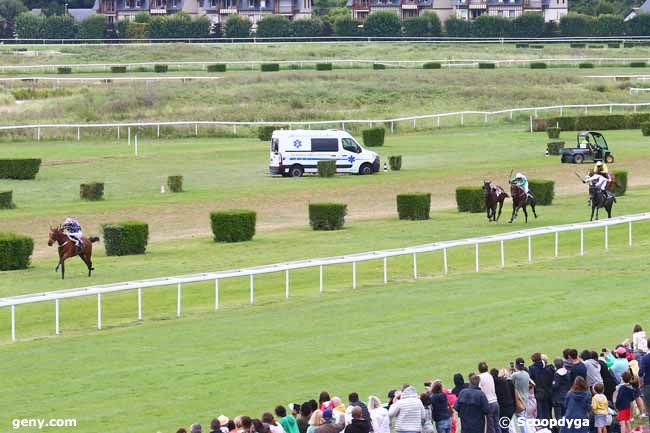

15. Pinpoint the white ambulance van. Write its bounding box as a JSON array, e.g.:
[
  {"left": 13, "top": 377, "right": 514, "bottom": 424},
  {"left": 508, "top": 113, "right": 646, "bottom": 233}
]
[{"left": 269, "top": 130, "right": 380, "bottom": 177}]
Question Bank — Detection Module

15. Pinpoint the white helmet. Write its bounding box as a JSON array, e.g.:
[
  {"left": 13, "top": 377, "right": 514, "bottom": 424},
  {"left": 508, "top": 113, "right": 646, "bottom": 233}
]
[
  {"left": 596, "top": 161, "right": 603, "bottom": 167},
  {"left": 516, "top": 172, "right": 523, "bottom": 178}
]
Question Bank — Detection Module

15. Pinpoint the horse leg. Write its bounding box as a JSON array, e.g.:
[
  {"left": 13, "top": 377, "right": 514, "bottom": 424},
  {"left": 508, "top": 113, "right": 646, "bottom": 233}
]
[
  {"left": 80, "top": 253, "right": 93, "bottom": 277},
  {"left": 523, "top": 206, "right": 529, "bottom": 223},
  {"left": 509, "top": 204, "right": 516, "bottom": 223},
  {"left": 531, "top": 200, "right": 538, "bottom": 218},
  {"left": 486, "top": 206, "right": 492, "bottom": 222},
  {"left": 496, "top": 201, "right": 503, "bottom": 222},
  {"left": 60, "top": 260, "right": 65, "bottom": 280},
  {"left": 590, "top": 205, "right": 595, "bottom": 221}
]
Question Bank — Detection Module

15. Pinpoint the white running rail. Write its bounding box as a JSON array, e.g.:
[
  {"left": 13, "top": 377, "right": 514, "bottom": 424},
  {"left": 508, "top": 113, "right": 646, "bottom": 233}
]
[
  {"left": 0, "top": 76, "right": 222, "bottom": 83},
  {"left": 1, "top": 212, "right": 647, "bottom": 342}
]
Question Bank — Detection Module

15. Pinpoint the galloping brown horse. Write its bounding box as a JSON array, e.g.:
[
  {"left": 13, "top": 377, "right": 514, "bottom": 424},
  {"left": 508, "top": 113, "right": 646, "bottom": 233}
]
[
  {"left": 483, "top": 180, "right": 509, "bottom": 222},
  {"left": 48, "top": 226, "right": 99, "bottom": 279},
  {"left": 508, "top": 183, "right": 538, "bottom": 223}
]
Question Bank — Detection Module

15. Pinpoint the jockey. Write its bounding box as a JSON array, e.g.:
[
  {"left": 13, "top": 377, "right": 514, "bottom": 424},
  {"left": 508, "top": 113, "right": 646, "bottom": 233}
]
[
  {"left": 584, "top": 172, "right": 612, "bottom": 199},
  {"left": 594, "top": 160, "right": 609, "bottom": 175},
  {"left": 62, "top": 217, "right": 83, "bottom": 250},
  {"left": 511, "top": 172, "right": 533, "bottom": 198}
]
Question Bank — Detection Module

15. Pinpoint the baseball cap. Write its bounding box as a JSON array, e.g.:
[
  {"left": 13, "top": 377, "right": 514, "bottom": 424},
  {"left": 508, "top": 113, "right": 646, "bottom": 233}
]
[
  {"left": 515, "top": 357, "right": 526, "bottom": 368},
  {"left": 322, "top": 410, "right": 333, "bottom": 421},
  {"left": 615, "top": 346, "right": 627, "bottom": 355}
]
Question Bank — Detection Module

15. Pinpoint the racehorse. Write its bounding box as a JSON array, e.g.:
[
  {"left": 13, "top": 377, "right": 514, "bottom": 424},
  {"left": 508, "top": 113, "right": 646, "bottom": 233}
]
[
  {"left": 483, "top": 180, "right": 509, "bottom": 222},
  {"left": 48, "top": 226, "right": 100, "bottom": 280},
  {"left": 589, "top": 184, "right": 616, "bottom": 221},
  {"left": 508, "top": 183, "right": 537, "bottom": 223}
]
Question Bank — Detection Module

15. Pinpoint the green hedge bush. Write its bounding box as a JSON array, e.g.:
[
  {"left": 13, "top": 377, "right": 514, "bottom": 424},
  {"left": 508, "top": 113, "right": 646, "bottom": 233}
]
[
  {"left": 389, "top": 155, "right": 402, "bottom": 171},
  {"left": 630, "top": 61, "right": 647, "bottom": 68},
  {"left": 317, "top": 160, "right": 336, "bottom": 177},
  {"left": 529, "top": 44, "right": 544, "bottom": 49},
  {"left": 423, "top": 62, "right": 442, "bottom": 69},
  {"left": 397, "top": 193, "right": 431, "bottom": 220},
  {"left": 0, "top": 159, "right": 41, "bottom": 180},
  {"left": 547, "top": 127, "right": 561, "bottom": 138},
  {"left": 167, "top": 175, "right": 183, "bottom": 192},
  {"left": 362, "top": 127, "right": 385, "bottom": 147},
  {"left": 258, "top": 125, "right": 279, "bottom": 141},
  {"left": 534, "top": 113, "right": 650, "bottom": 131},
  {"left": 102, "top": 221, "right": 149, "bottom": 256},
  {"left": 613, "top": 170, "right": 627, "bottom": 196},
  {"left": 111, "top": 66, "right": 127, "bottom": 73},
  {"left": 0, "top": 190, "right": 15, "bottom": 209},
  {"left": 372, "top": 63, "right": 386, "bottom": 70},
  {"left": 624, "top": 42, "right": 636, "bottom": 48},
  {"left": 515, "top": 43, "right": 529, "bottom": 48},
  {"left": 570, "top": 43, "right": 586, "bottom": 48},
  {"left": 210, "top": 210, "right": 256, "bottom": 242},
  {"left": 547, "top": 141, "right": 565, "bottom": 155},
  {"left": 80, "top": 182, "right": 104, "bottom": 201},
  {"left": 309, "top": 203, "right": 347, "bottom": 230},
  {"left": 642, "top": 121, "right": 650, "bottom": 136},
  {"left": 207, "top": 64, "right": 227, "bottom": 72},
  {"left": 588, "top": 44, "right": 604, "bottom": 48},
  {"left": 455, "top": 187, "right": 485, "bottom": 213},
  {"left": 608, "top": 43, "right": 620, "bottom": 48},
  {"left": 530, "top": 62, "right": 548, "bottom": 69},
  {"left": 478, "top": 62, "right": 496, "bottom": 69},
  {"left": 261, "top": 63, "right": 280, "bottom": 72},
  {"left": 57, "top": 67, "right": 72, "bottom": 74},
  {"left": 529, "top": 179, "right": 555, "bottom": 205},
  {"left": 154, "top": 64, "right": 168, "bottom": 73},
  {"left": 579, "top": 62, "right": 595, "bottom": 68},
  {"left": 316, "top": 63, "right": 333, "bottom": 71},
  {"left": 0, "top": 233, "right": 33, "bottom": 271}
]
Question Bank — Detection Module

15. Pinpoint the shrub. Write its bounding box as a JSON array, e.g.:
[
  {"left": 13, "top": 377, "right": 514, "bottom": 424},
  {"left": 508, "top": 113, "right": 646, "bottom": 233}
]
[
  {"left": 529, "top": 44, "right": 544, "bottom": 49},
  {"left": 423, "top": 62, "right": 441, "bottom": 69},
  {"left": 317, "top": 160, "right": 336, "bottom": 177},
  {"left": 0, "top": 233, "right": 33, "bottom": 271},
  {"left": 512, "top": 13, "right": 544, "bottom": 38},
  {"left": 570, "top": 43, "right": 586, "bottom": 48},
  {"left": 167, "top": 175, "right": 183, "bottom": 192},
  {"left": 102, "top": 221, "right": 149, "bottom": 256},
  {"left": 77, "top": 14, "right": 107, "bottom": 39},
  {"left": 530, "top": 62, "right": 547, "bottom": 69},
  {"left": 316, "top": 63, "right": 332, "bottom": 71},
  {"left": 515, "top": 43, "right": 529, "bottom": 48},
  {"left": 547, "top": 141, "right": 565, "bottom": 155},
  {"left": 445, "top": 16, "right": 471, "bottom": 37},
  {"left": 529, "top": 179, "right": 554, "bottom": 205},
  {"left": 0, "top": 159, "right": 41, "bottom": 180},
  {"left": 224, "top": 15, "right": 251, "bottom": 38},
  {"left": 533, "top": 113, "right": 650, "bottom": 132},
  {"left": 80, "top": 182, "right": 104, "bottom": 201},
  {"left": 624, "top": 42, "right": 636, "bottom": 48},
  {"left": 57, "top": 67, "right": 72, "bottom": 74},
  {"left": 256, "top": 15, "right": 292, "bottom": 38},
  {"left": 478, "top": 62, "right": 495, "bottom": 69},
  {"left": 207, "top": 64, "right": 226, "bottom": 72},
  {"left": 363, "top": 11, "right": 401, "bottom": 37},
  {"left": 579, "top": 62, "right": 595, "bottom": 68},
  {"left": 455, "top": 187, "right": 484, "bottom": 213},
  {"left": 596, "top": 14, "right": 624, "bottom": 37},
  {"left": 608, "top": 43, "right": 620, "bottom": 48},
  {"left": 261, "top": 63, "right": 280, "bottom": 72},
  {"left": 397, "top": 193, "right": 431, "bottom": 220},
  {"left": 154, "top": 64, "right": 168, "bottom": 73},
  {"left": 333, "top": 16, "right": 360, "bottom": 36},
  {"left": 403, "top": 12, "right": 442, "bottom": 37},
  {"left": 309, "top": 203, "right": 347, "bottom": 230},
  {"left": 560, "top": 13, "right": 596, "bottom": 37},
  {"left": 588, "top": 44, "right": 604, "bottom": 49},
  {"left": 630, "top": 62, "right": 647, "bottom": 68},
  {"left": 290, "top": 18, "right": 324, "bottom": 37},
  {"left": 641, "top": 121, "right": 650, "bottom": 136},
  {"left": 626, "top": 14, "right": 650, "bottom": 36},
  {"left": 42, "top": 15, "right": 75, "bottom": 39},
  {"left": 472, "top": 15, "right": 512, "bottom": 37},
  {"left": 258, "top": 125, "right": 279, "bottom": 141},
  {"left": 372, "top": 63, "right": 386, "bottom": 70},
  {"left": 111, "top": 65, "right": 127, "bottom": 73},
  {"left": 0, "top": 191, "right": 15, "bottom": 209},
  {"left": 613, "top": 170, "right": 627, "bottom": 196},
  {"left": 210, "top": 210, "right": 256, "bottom": 242},
  {"left": 362, "top": 127, "right": 385, "bottom": 147},
  {"left": 16, "top": 13, "right": 45, "bottom": 39},
  {"left": 547, "top": 127, "right": 561, "bottom": 139},
  {"left": 389, "top": 155, "right": 402, "bottom": 171}
]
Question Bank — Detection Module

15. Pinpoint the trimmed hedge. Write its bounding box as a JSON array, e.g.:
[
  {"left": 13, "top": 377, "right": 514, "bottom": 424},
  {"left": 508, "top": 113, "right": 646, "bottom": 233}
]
[
  {"left": 423, "top": 62, "right": 442, "bottom": 69},
  {"left": 309, "top": 203, "right": 347, "bottom": 230},
  {"left": 0, "top": 190, "right": 15, "bottom": 209},
  {"left": 529, "top": 44, "right": 544, "bottom": 49},
  {"left": 630, "top": 62, "right": 647, "bottom": 68},
  {"left": 624, "top": 42, "right": 636, "bottom": 48},
  {"left": 0, "top": 233, "right": 34, "bottom": 271},
  {"left": 529, "top": 179, "right": 555, "bottom": 205},
  {"left": 455, "top": 187, "right": 485, "bottom": 213},
  {"left": 0, "top": 159, "right": 41, "bottom": 180},
  {"left": 154, "top": 64, "right": 169, "bottom": 73},
  {"left": 102, "top": 221, "right": 149, "bottom": 256},
  {"left": 57, "top": 67, "right": 72, "bottom": 74},
  {"left": 207, "top": 64, "right": 227, "bottom": 72},
  {"left": 372, "top": 63, "right": 386, "bottom": 70},
  {"left": 613, "top": 170, "right": 627, "bottom": 196},
  {"left": 258, "top": 126, "right": 279, "bottom": 141},
  {"left": 515, "top": 43, "right": 529, "bottom": 48},
  {"left": 167, "top": 175, "right": 183, "bottom": 192},
  {"left": 261, "top": 63, "right": 280, "bottom": 72},
  {"left": 588, "top": 44, "right": 604, "bottom": 49},
  {"left": 547, "top": 141, "right": 565, "bottom": 155},
  {"left": 316, "top": 63, "right": 333, "bottom": 71},
  {"left": 396, "top": 193, "right": 431, "bottom": 220},
  {"left": 478, "top": 62, "right": 496, "bottom": 69},
  {"left": 570, "top": 43, "right": 586, "bottom": 48},
  {"left": 210, "top": 210, "right": 256, "bottom": 242},
  {"left": 534, "top": 113, "right": 650, "bottom": 132},
  {"left": 547, "top": 127, "right": 561, "bottom": 139},
  {"left": 80, "top": 182, "right": 104, "bottom": 201},
  {"left": 362, "top": 127, "right": 385, "bottom": 147},
  {"left": 111, "top": 66, "right": 127, "bottom": 73},
  {"left": 608, "top": 43, "right": 620, "bottom": 48},
  {"left": 530, "top": 62, "right": 548, "bottom": 69},
  {"left": 579, "top": 62, "right": 595, "bottom": 68},
  {"left": 642, "top": 121, "right": 650, "bottom": 136},
  {"left": 317, "top": 160, "right": 336, "bottom": 177},
  {"left": 389, "top": 155, "right": 402, "bottom": 171}
]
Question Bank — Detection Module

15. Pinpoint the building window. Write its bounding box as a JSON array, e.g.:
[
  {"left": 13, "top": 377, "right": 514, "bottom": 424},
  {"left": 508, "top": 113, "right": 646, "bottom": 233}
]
[{"left": 509, "top": 9, "right": 514, "bottom": 16}]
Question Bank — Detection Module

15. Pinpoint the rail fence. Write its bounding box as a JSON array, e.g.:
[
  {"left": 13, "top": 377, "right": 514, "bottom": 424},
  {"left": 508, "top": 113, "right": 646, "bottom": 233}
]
[
  {"left": 0, "top": 76, "right": 222, "bottom": 84},
  {"left": 630, "top": 87, "right": 650, "bottom": 94},
  {"left": 1, "top": 213, "right": 647, "bottom": 342},
  {"left": 0, "top": 102, "right": 649, "bottom": 141}
]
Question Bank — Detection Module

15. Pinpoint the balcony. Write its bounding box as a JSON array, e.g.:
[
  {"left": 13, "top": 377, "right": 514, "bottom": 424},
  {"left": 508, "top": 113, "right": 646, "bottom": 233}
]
[
  {"left": 352, "top": 0, "right": 369, "bottom": 9},
  {"left": 468, "top": 0, "right": 487, "bottom": 8}
]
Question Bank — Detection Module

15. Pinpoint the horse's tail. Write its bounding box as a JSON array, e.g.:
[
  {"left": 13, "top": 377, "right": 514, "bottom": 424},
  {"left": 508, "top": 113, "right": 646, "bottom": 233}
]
[{"left": 89, "top": 236, "right": 100, "bottom": 243}]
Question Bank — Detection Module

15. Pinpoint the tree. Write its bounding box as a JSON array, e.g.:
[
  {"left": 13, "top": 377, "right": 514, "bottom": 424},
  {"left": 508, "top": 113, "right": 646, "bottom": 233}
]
[
  {"left": 626, "top": 13, "right": 650, "bottom": 36},
  {"left": 559, "top": 13, "right": 596, "bottom": 37},
  {"left": 312, "top": 0, "right": 346, "bottom": 17},
  {"left": 0, "top": 0, "right": 27, "bottom": 37},
  {"left": 189, "top": 16, "right": 210, "bottom": 38},
  {"left": 402, "top": 12, "right": 441, "bottom": 37},
  {"left": 512, "top": 12, "right": 544, "bottom": 38},
  {"left": 444, "top": 16, "right": 471, "bottom": 37},
  {"left": 223, "top": 14, "right": 251, "bottom": 38},
  {"left": 290, "top": 18, "right": 324, "bottom": 37},
  {"left": 595, "top": 14, "right": 623, "bottom": 36},
  {"left": 255, "top": 15, "right": 292, "bottom": 37},
  {"left": 77, "top": 14, "right": 106, "bottom": 39},
  {"left": 333, "top": 16, "right": 360, "bottom": 36},
  {"left": 42, "top": 14, "right": 75, "bottom": 38},
  {"left": 471, "top": 15, "right": 511, "bottom": 37},
  {"left": 363, "top": 11, "right": 401, "bottom": 37}
]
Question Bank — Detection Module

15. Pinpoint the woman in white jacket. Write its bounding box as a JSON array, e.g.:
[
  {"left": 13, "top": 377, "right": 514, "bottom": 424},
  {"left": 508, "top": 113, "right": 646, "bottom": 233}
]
[
  {"left": 368, "top": 396, "right": 390, "bottom": 433},
  {"left": 388, "top": 386, "right": 426, "bottom": 433},
  {"left": 633, "top": 324, "right": 648, "bottom": 355}
]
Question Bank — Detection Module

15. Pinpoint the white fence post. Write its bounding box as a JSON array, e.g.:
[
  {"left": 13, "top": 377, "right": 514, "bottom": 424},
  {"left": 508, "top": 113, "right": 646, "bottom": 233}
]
[
  {"left": 484, "top": 113, "right": 488, "bottom": 125},
  {"left": 137, "top": 288, "right": 142, "bottom": 321},
  {"left": 250, "top": 275, "right": 254, "bottom": 304},
  {"left": 134, "top": 135, "right": 138, "bottom": 157},
  {"left": 390, "top": 121, "right": 394, "bottom": 133},
  {"left": 215, "top": 279, "right": 219, "bottom": 310},
  {"left": 11, "top": 305, "right": 15, "bottom": 342},
  {"left": 319, "top": 265, "right": 324, "bottom": 293},
  {"left": 285, "top": 270, "right": 289, "bottom": 299},
  {"left": 460, "top": 113, "right": 464, "bottom": 126},
  {"left": 128, "top": 127, "right": 131, "bottom": 146},
  {"left": 436, "top": 116, "right": 440, "bottom": 128},
  {"left": 475, "top": 243, "right": 479, "bottom": 272},
  {"left": 580, "top": 229, "right": 584, "bottom": 256},
  {"left": 176, "top": 283, "right": 181, "bottom": 317},
  {"left": 528, "top": 236, "right": 532, "bottom": 262},
  {"left": 37, "top": 127, "right": 41, "bottom": 141},
  {"left": 529, "top": 115, "right": 533, "bottom": 133},
  {"left": 117, "top": 127, "right": 120, "bottom": 140},
  {"left": 443, "top": 248, "right": 448, "bottom": 274},
  {"left": 352, "top": 261, "right": 357, "bottom": 289},
  {"left": 195, "top": 123, "right": 198, "bottom": 136},
  {"left": 383, "top": 257, "right": 388, "bottom": 284},
  {"left": 55, "top": 299, "right": 60, "bottom": 335},
  {"left": 500, "top": 240, "right": 505, "bottom": 268},
  {"left": 77, "top": 127, "right": 80, "bottom": 141},
  {"left": 413, "top": 253, "right": 417, "bottom": 279},
  {"left": 97, "top": 293, "right": 102, "bottom": 330},
  {"left": 157, "top": 124, "right": 160, "bottom": 138}
]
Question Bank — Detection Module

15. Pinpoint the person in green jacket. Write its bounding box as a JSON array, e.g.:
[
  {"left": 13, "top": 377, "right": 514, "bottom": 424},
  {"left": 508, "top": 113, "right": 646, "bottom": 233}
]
[{"left": 276, "top": 406, "right": 300, "bottom": 433}]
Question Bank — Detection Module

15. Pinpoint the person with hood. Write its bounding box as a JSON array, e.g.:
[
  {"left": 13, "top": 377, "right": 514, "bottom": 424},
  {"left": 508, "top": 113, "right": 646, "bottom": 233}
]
[
  {"left": 367, "top": 396, "right": 389, "bottom": 433},
  {"left": 581, "top": 350, "right": 603, "bottom": 390},
  {"left": 561, "top": 377, "right": 591, "bottom": 433},
  {"left": 388, "top": 385, "right": 426, "bottom": 433},
  {"left": 276, "top": 406, "right": 300, "bottom": 433},
  {"left": 492, "top": 368, "right": 515, "bottom": 433},
  {"left": 452, "top": 374, "right": 468, "bottom": 397},
  {"left": 552, "top": 357, "right": 571, "bottom": 421},
  {"left": 529, "top": 353, "right": 554, "bottom": 420},
  {"left": 454, "top": 374, "right": 489, "bottom": 433},
  {"left": 344, "top": 407, "right": 371, "bottom": 433}
]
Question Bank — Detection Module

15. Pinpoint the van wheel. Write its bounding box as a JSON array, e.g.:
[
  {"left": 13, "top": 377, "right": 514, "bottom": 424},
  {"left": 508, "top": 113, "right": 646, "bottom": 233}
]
[
  {"left": 574, "top": 154, "right": 584, "bottom": 164},
  {"left": 606, "top": 154, "right": 614, "bottom": 164},
  {"left": 359, "top": 163, "right": 373, "bottom": 175},
  {"left": 289, "top": 165, "right": 304, "bottom": 177}
]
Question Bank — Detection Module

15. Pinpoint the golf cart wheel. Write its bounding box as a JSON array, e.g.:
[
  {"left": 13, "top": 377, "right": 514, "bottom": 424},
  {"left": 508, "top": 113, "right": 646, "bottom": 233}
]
[
  {"left": 606, "top": 154, "right": 614, "bottom": 164},
  {"left": 359, "top": 163, "right": 373, "bottom": 175},
  {"left": 574, "top": 154, "right": 584, "bottom": 164},
  {"left": 289, "top": 165, "right": 304, "bottom": 178}
]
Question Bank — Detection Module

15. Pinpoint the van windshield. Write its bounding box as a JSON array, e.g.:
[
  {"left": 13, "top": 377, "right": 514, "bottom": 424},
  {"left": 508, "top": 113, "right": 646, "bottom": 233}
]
[
  {"left": 271, "top": 138, "right": 279, "bottom": 153},
  {"left": 342, "top": 138, "right": 362, "bottom": 154}
]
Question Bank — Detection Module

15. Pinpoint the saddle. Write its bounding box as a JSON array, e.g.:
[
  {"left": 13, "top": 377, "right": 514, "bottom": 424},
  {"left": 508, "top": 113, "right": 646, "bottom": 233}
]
[{"left": 492, "top": 185, "right": 505, "bottom": 196}]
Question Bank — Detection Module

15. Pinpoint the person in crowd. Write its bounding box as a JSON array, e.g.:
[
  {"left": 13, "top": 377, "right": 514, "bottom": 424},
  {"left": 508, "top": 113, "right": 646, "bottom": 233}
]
[
  {"left": 234, "top": 417, "right": 244, "bottom": 433},
  {"left": 633, "top": 325, "right": 648, "bottom": 357},
  {"left": 452, "top": 374, "right": 468, "bottom": 397},
  {"left": 442, "top": 383, "right": 458, "bottom": 433},
  {"left": 314, "top": 410, "right": 345, "bottom": 433},
  {"left": 561, "top": 377, "right": 591, "bottom": 433},
  {"left": 529, "top": 353, "right": 554, "bottom": 420},
  {"left": 581, "top": 350, "right": 603, "bottom": 389},
  {"left": 593, "top": 351, "right": 616, "bottom": 402},
  {"left": 218, "top": 417, "right": 230, "bottom": 433},
  {"left": 616, "top": 371, "right": 636, "bottom": 433},
  {"left": 297, "top": 403, "right": 313, "bottom": 433},
  {"left": 591, "top": 383, "right": 608, "bottom": 433},
  {"left": 210, "top": 419, "right": 221, "bottom": 433},
  {"left": 477, "top": 362, "right": 500, "bottom": 433},
  {"left": 227, "top": 420, "right": 237, "bottom": 433},
  {"left": 191, "top": 424, "right": 203, "bottom": 433},
  {"left": 430, "top": 381, "right": 453, "bottom": 433},
  {"left": 419, "top": 393, "right": 434, "bottom": 433},
  {"left": 526, "top": 380, "right": 537, "bottom": 420},
  {"left": 344, "top": 407, "right": 371, "bottom": 433},
  {"left": 628, "top": 355, "right": 647, "bottom": 417},
  {"left": 568, "top": 349, "right": 587, "bottom": 385},
  {"left": 177, "top": 429, "right": 188, "bottom": 433},
  {"left": 254, "top": 419, "right": 268, "bottom": 433},
  {"left": 306, "top": 410, "right": 323, "bottom": 433},
  {"left": 512, "top": 358, "right": 530, "bottom": 433},
  {"left": 347, "top": 393, "right": 372, "bottom": 431},
  {"left": 492, "top": 368, "right": 515, "bottom": 433},
  {"left": 276, "top": 406, "right": 300, "bottom": 433},
  {"left": 455, "top": 374, "right": 489, "bottom": 433},
  {"left": 388, "top": 385, "right": 426, "bottom": 433},
  {"left": 241, "top": 417, "right": 254, "bottom": 433},
  {"left": 607, "top": 347, "right": 630, "bottom": 382},
  {"left": 320, "top": 392, "right": 333, "bottom": 411},
  {"left": 330, "top": 397, "right": 346, "bottom": 422},
  {"left": 552, "top": 357, "right": 571, "bottom": 421},
  {"left": 640, "top": 341, "right": 650, "bottom": 425},
  {"left": 263, "top": 413, "right": 286, "bottom": 433},
  {"left": 309, "top": 401, "right": 319, "bottom": 414},
  {"left": 367, "top": 396, "right": 389, "bottom": 433}
]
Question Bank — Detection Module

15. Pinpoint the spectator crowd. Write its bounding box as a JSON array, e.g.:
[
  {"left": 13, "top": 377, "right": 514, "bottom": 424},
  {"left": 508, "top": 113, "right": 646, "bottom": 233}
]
[{"left": 173, "top": 325, "right": 650, "bottom": 433}]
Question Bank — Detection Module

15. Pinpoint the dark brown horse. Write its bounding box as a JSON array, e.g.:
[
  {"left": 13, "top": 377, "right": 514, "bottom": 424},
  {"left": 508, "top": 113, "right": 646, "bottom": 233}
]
[
  {"left": 483, "top": 180, "right": 509, "bottom": 222},
  {"left": 508, "top": 183, "right": 538, "bottom": 223},
  {"left": 48, "top": 226, "right": 99, "bottom": 279},
  {"left": 589, "top": 184, "right": 616, "bottom": 221}
]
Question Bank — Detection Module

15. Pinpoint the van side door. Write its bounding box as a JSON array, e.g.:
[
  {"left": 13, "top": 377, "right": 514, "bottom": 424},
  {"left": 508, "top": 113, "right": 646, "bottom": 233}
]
[
  {"left": 341, "top": 137, "right": 363, "bottom": 173},
  {"left": 311, "top": 138, "right": 340, "bottom": 172}
]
